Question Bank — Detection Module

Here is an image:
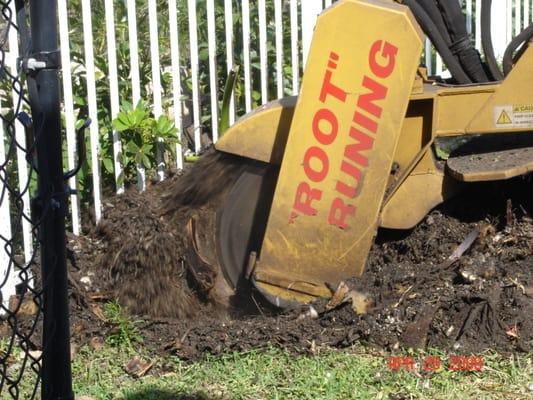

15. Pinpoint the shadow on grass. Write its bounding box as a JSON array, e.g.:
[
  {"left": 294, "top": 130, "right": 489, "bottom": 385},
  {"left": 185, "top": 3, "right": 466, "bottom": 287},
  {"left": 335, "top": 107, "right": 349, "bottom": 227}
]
[{"left": 123, "top": 388, "right": 219, "bottom": 400}]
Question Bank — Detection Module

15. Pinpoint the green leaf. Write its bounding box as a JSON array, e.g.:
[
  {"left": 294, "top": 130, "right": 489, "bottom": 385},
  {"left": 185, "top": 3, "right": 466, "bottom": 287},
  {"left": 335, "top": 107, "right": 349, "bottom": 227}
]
[
  {"left": 199, "top": 48, "right": 209, "bottom": 62},
  {"left": 219, "top": 65, "right": 239, "bottom": 136},
  {"left": 156, "top": 116, "right": 169, "bottom": 133},
  {"left": 142, "top": 154, "right": 151, "bottom": 169},
  {"left": 122, "top": 101, "right": 133, "bottom": 112},
  {"left": 435, "top": 146, "right": 450, "bottom": 160},
  {"left": 154, "top": 116, "right": 178, "bottom": 140},
  {"left": 185, "top": 154, "right": 200, "bottom": 163},
  {"left": 73, "top": 95, "right": 86, "bottom": 107},
  {"left": 141, "top": 143, "right": 153, "bottom": 153},
  {"left": 102, "top": 158, "right": 114, "bottom": 174},
  {"left": 126, "top": 141, "right": 140, "bottom": 154},
  {"left": 113, "top": 118, "right": 129, "bottom": 132},
  {"left": 75, "top": 119, "right": 86, "bottom": 130},
  {"left": 115, "top": 112, "right": 133, "bottom": 130},
  {"left": 117, "top": 171, "right": 125, "bottom": 188}
]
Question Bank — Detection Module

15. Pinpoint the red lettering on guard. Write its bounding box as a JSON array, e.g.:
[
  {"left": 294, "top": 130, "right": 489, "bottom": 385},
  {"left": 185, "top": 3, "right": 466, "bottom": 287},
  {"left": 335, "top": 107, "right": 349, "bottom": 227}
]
[{"left": 290, "top": 41, "right": 398, "bottom": 229}]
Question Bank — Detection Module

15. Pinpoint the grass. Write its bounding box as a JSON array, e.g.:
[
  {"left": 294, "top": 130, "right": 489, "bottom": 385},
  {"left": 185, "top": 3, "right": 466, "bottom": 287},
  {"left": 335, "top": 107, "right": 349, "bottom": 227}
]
[
  {"left": 2, "top": 332, "right": 532, "bottom": 399},
  {"left": 67, "top": 344, "right": 533, "bottom": 400},
  {"left": 103, "top": 301, "right": 143, "bottom": 348}
]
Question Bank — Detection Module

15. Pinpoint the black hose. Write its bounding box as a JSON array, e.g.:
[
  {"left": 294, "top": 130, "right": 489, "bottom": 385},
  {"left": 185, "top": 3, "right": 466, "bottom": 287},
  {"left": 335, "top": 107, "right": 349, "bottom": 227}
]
[
  {"left": 415, "top": 0, "right": 452, "bottom": 44},
  {"left": 503, "top": 23, "right": 533, "bottom": 75},
  {"left": 435, "top": 0, "right": 490, "bottom": 82},
  {"left": 403, "top": 0, "right": 472, "bottom": 83},
  {"left": 481, "top": 0, "right": 504, "bottom": 80}
]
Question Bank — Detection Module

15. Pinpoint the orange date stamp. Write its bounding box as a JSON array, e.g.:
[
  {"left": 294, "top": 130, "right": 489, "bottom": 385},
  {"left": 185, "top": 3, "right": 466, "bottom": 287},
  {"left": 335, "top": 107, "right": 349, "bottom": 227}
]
[{"left": 387, "top": 355, "right": 483, "bottom": 372}]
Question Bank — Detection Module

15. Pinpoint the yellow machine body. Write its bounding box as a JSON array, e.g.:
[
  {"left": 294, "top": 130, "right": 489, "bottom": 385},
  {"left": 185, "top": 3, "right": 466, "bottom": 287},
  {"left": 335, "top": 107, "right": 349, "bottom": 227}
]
[{"left": 215, "top": 0, "right": 533, "bottom": 303}]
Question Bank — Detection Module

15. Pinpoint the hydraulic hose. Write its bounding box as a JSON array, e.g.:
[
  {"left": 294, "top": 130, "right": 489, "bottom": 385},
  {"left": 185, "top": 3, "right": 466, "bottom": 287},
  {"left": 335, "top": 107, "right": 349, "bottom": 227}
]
[
  {"left": 435, "top": 0, "right": 490, "bottom": 82},
  {"left": 503, "top": 23, "right": 533, "bottom": 75},
  {"left": 415, "top": 0, "right": 452, "bottom": 45},
  {"left": 403, "top": 0, "right": 472, "bottom": 83},
  {"left": 481, "top": 0, "right": 504, "bottom": 80}
]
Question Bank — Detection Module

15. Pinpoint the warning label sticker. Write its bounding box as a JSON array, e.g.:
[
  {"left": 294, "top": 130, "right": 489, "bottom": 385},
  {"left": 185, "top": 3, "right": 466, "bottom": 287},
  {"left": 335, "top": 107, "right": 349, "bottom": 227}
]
[{"left": 494, "top": 105, "right": 533, "bottom": 128}]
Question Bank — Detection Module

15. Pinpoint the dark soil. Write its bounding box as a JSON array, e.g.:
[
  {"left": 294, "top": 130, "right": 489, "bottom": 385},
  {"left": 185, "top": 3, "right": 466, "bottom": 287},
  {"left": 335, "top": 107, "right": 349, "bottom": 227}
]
[{"left": 54, "top": 153, "right": 533, "bottom": 359}]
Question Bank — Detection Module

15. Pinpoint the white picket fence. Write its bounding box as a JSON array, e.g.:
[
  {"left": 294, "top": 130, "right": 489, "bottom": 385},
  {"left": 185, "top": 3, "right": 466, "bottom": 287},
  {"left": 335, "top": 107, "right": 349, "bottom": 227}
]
[{"left": 0, "top": 0, "right": 532, "bottom": 303}]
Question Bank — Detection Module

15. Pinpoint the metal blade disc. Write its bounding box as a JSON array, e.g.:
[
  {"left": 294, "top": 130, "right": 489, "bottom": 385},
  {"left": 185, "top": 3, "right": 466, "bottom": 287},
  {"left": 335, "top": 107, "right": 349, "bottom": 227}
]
[{"left": 216, "top": 162, "right": 278, "bottom": 289}]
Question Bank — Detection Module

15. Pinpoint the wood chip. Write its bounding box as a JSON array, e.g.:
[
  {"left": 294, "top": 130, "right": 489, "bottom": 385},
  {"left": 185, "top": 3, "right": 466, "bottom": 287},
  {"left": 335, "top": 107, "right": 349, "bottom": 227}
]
[
  {"left": 125, "top": 356, "right": 154, "bottom": 378},
  {"left": 90, "top": 304, "right": 107, "bottom": 321},
  {"left": 448, "top": 228, "right": 480, "bottom": 263},
  {"left": 326, "top": 281, "right": 350, "bottom": 310},
  {"left": 8, "top": 295, "right": 38, "bottom": 317},
  {"left": 505, "top": 324, "right": 519, "bottom": 339},
  {"left": 28, "top": 350, "right": 42, "bottom": 360},
  {"left": 89, "top": 336, "right": 104, "bottom": 352},
  {"left": 348, "top": 290, "right": 373, "bottom": 315}
]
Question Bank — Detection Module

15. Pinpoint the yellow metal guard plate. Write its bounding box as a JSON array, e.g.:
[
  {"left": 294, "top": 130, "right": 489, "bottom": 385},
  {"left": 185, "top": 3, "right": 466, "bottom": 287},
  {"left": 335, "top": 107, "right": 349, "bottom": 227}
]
[{"left": 254, "top": 0, "right": 423, "bottom": 301}]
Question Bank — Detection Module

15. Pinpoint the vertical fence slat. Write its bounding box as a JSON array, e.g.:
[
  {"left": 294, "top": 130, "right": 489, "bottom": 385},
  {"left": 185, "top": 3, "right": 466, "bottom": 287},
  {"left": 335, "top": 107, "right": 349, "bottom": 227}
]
[
  {"left": 126, "top": 0, "right": 145, "bottom": 189},
  {"left": 466, "top": 0, "right": 473, "bottom": 35},
  {"left": 301, "top": 0, "right": 323, "bottom": 67},
  {"left": 425, "top": 38, "right": 433, "bottom": 75},
  {"left": 81, "top": 0, "right": 102, "bottom": 222},
  {"left": 148, "top": 0, "right": 163, "bottom": 119},
  {"left": 148, "top": 0, "right": 164, "bottom": 179},
  {"left": 187, "top": 0, "right": 202, "bottom": 152},
  {"left": 0, "top": 98, "right": 15, "bottom": 307},
  {"left": 207, "top": 0, "right": 219, "bottom": 142},
  {"left": 127, "top": 0, "right": 141, "bottom": 105},
  {"left": 506, "top": 0, "right": 513, "bottom": 45},
  {"left": 168, "top": 0, "right": 183, "bottom": 169},
  {"left": 274, "top": 0, "right": 283, "bottom": 99},
  {"left": 242, "top": 0, "right": 252, "bottom": 112},
  {"left": 525, "top": 0, "right": 530, "bottom": 26},
  {"left": 224, "top": 0, "right": 235, "bottom": 125},
  {"left": 516, "top": 0, "right": 522, "bottom": 35},
  {"left": 436, "top": 55, "right": 443, "bottom": 75},
  {"left": 58, "top": 0, "right": 80, "bottom": 235},
  {"left": 8, "top": 1, "right": 32, "bottom": 261},
  {"left": 475, "top": 0, "right": 482, "bottom": 50},
  {"left": 290, "top": 0, "right": 299, "bottom": 95},
  {"left": 104, "top": 0, "right": 124, "bottom": 194},
  {"left": 258, "top": 0, "right": 268, "bottom": 104}
]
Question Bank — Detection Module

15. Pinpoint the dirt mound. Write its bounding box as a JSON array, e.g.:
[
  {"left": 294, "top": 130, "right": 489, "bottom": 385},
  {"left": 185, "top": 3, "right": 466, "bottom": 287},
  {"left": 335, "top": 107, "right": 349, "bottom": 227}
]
[
  {"left": 95, "top": 188, "right": 197, "bottom": 319},
  {"left": 358, "top": 203, "right": 533, "bottom": 353},
  {"left": 64, "top": 163, "right": 532, "bottom": 358},
  {"left": 78, "top": 151, "right": 246, "bottom": 319}
]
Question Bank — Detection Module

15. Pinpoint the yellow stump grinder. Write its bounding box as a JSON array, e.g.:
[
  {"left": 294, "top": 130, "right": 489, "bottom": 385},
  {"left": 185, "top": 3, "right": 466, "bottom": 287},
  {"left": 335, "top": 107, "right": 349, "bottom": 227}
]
[{"left": 172, "top": 0, "right": 533, "bottom": 308}]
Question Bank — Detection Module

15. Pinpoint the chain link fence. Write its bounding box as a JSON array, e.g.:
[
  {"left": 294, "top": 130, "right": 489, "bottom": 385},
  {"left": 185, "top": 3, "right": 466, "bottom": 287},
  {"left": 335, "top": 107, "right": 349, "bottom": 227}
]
[
  {"left": 0, "top": 0, "right": 43, "bottom": 398},
  {"left": 1, "top": 1, "right": 73, "bottom": 398}
]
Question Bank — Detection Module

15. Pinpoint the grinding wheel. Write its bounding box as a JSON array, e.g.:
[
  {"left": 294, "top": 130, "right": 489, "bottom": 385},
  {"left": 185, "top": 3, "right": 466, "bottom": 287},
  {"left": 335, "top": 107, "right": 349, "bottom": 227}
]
[{"left": 216, "top": 161, "right": 278, "bottom": 289}]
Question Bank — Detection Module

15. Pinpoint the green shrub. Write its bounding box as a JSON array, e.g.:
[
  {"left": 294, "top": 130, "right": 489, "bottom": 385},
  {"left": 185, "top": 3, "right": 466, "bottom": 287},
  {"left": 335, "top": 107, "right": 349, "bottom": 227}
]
[{"left": 110, "top": 100, "right": 178, "bottom": 186}]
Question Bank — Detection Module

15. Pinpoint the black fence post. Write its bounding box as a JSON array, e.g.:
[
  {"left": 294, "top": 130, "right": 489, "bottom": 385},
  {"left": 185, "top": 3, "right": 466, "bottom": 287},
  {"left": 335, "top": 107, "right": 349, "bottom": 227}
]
[{"left": 26, "top": 0, "right": 74, "bottom": 399}]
